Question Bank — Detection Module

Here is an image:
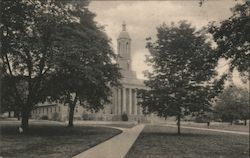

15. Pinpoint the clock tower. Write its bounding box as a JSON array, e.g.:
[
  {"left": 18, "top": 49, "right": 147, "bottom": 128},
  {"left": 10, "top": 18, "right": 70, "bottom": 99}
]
[{"left": 117, "top": 22, "right": 137, "bottom": 79}]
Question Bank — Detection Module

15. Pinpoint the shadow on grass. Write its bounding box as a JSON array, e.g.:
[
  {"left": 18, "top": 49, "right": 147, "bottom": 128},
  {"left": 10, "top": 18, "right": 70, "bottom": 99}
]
[
  {"left": 1, "top": 124, "right": 118, "bottom": 136},
  {"left": 143, "top": 132, "right": 213, "bottom": 138},
  {"left": 0, "top": 123, "right": 122, "bottom": 158},
  {"left": 125, "top": 125, "right": 249, "bottom": 158}
]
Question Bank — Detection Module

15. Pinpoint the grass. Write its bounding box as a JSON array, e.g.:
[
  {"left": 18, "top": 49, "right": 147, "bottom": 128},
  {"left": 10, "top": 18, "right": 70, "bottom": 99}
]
[
  {"left": 125, "top": 125, "right": 249, "bottom": 158},
  {"left": 99, "top": 123, "right": 136, "bottom": 128},
  {"left": 0, "top": 121, "right": 121, "bottom": 158},
  {"left": 179, "top": 122, "right": 249, "bottom": 132}
]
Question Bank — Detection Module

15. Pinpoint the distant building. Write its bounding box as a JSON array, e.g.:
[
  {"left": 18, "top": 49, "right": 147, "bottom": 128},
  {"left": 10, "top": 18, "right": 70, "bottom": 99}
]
[
  {"left": 31, "top": 101, "right": 85, "bottom": 121},
  {"left": 31, "top": 23, "right": 148, "bottom": 122}
]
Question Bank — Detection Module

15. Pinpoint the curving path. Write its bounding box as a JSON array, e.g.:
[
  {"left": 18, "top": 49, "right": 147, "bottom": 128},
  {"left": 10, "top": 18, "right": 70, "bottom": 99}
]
[{"left": 72, "top": 124, "right": 145, "bottom": 158}]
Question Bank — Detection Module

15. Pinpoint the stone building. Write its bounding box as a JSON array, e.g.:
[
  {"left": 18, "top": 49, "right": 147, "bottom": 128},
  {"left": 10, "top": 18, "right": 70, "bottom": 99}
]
[
  {"left": 103, "top": 22, "right": 146, "bottom": 120},
  {"left": 31, "top": 101, "right": 85, "bottom": 121},
  {"left": 31, "top": 23, "right": 147, "bottom": 121}
]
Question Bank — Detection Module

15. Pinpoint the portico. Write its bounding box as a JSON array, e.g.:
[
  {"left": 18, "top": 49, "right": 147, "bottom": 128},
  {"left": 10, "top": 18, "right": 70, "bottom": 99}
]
[{"left": 112, "top": 87, "right": 142, "bottom": 115}]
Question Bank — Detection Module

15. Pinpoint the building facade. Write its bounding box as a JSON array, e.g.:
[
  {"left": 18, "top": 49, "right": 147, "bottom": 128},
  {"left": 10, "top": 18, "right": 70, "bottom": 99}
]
[
  {"left": 31, "top": 101, "right": 85, "bottom": 121},
  {"left": 31, "top": 23, "right": 147, "bottom": 121},
  {"left": 105, "top": 22, "right": 146, "bottom": 119}
]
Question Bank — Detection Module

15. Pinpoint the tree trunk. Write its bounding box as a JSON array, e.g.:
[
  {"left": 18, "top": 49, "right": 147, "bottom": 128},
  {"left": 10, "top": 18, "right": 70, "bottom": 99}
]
[
  {"left": 244, "top": 119, "right": 247, "bottom": 126},
  {"left": 21, "top": 110, "right": 29, "bottom": 132},
  {"left": 67, "top": 92, "right": 78, "bottom": 128},
  {"left": 17, "top": 113, "right": 20, "bottom": 120},
  {"left": 68, "top": 104, "right": 75, "bottom": 128},
  {"left": 15, "top": 111, "right": 20, "bottom": 120},
  {"left": 177, "top": 115, "right": 181, "bottom": 135},
  {"left": 8, "top": 111, "right": 11, "bottom": 118}
]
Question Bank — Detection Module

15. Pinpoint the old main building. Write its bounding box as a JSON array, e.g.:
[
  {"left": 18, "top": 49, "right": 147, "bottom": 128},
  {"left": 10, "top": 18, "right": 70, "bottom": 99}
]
[{"left": 31, "top": 23, "right": 146, "bottom": 121}]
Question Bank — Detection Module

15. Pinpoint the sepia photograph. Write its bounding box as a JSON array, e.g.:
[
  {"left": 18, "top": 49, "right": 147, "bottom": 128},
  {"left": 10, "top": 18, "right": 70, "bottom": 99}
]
[{"left": 0, "top": 0, "right": 249, "bottom": 158}]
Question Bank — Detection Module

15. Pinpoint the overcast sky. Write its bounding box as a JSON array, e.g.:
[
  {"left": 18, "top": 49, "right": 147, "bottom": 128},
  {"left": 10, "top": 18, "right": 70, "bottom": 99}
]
[{"left": 88, "top": 0, "right": 245, "bottom": 85}]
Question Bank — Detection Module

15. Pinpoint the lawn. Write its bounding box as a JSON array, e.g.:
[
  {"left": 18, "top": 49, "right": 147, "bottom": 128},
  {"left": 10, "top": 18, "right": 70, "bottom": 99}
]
[
  {"left": 0, "top": 121, "right": 121, "bottom": 158},
  {"left": 125, "top": 125, "right": 249, "bottom": 158},
  {"left": 180, "top": 122, "right": 249, "bottom": 132},
  {"left": 99, "top": 123, "right": 136, "bottom": 128}
]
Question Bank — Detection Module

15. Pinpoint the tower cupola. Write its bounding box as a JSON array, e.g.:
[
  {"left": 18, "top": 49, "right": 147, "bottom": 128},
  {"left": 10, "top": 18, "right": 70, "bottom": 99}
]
[
  {"left": 118, "top": 22, "right": 130, "bottom": 40},
  {"left": 117, "top": 22, "right": 131, "bottom": 60}
]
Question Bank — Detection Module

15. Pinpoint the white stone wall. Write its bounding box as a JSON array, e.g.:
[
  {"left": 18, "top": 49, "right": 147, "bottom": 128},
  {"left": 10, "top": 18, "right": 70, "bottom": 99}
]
[{"left": 31, "top": 103, "right": 85, "bottom": 121}]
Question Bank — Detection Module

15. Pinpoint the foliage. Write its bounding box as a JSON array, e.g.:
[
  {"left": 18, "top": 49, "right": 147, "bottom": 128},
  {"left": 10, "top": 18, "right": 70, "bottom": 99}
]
[
  {"left": 209, "top": 2, "right": 250, "bottom": 77},
  {"left": 139, "top": 21, "right": 219, "bottom": 134},
  {"left": 40, "top": 115, "right": 48, "bottom": 120},
  {"left": 1, "top": 0, "right": 121, "bottom": 129},
  {"left": 51, "top": 112, "right": 60, "bottom": 121},
  {"left": 214, "top": 85, "right": 249, "bottom": 124},
  {"left": 45, "top": 2, "right": 121, "bottom": 127},
  {"left": 0, "top": 0, "right": 103, "bottom": 130}
]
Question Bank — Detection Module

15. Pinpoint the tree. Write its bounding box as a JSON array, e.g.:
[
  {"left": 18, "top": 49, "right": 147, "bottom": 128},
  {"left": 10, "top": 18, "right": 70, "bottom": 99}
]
[
  {"left": 1, "top": 0, "right": 72, "bottom": 132},
  {"left": 47, "top": 4, "right": 121, "bottom": 127},
  {"left": 138, "top": 21, "right": 219, "bottom": 135},
  {"left": 209, "top": 2, "right": 250, "bottom": 77},
  {"left": 214, "top": 85, "right": 249, "bottom": 125},
  {"left": 1, "top": 76, "right": 22, "bottom": 119}
]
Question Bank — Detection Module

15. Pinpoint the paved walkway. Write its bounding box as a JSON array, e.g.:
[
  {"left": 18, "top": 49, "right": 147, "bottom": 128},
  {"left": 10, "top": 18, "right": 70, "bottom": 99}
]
[
  {"left": 162, "top": 124, "right": 249, "bottom": 135},
  {"left": 73, "top": 124, "right": 145, "bottom": 158}
]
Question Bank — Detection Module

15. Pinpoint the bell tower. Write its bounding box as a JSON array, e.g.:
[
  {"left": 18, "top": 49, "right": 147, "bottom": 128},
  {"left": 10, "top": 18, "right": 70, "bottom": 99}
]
[{"left": 117, "top": 22, "right": 132, "bottom": 71}]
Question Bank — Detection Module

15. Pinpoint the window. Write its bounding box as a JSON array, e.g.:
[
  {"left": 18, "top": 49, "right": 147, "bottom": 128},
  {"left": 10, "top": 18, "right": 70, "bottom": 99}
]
[{"left": 126, "top": 42, "right": 129, "bottom": 54}]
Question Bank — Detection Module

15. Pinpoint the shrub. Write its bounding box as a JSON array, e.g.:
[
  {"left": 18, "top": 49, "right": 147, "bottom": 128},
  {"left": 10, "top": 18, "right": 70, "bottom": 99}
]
[
  {"left": 82, "top": 114, "right": 89, "bottom": 120},
  {"left": 74, "top": 116, "right": 82, "bottom": 120},
  {"left": 195, "top": 115, "right": 208, "bottom": 123},
  {"left": 82, "top": 114, "right": 96, "bottom": 120},
  {"left": 51, "top": 112, "right": 60, "bottom": 121},
  {"left": 40, "top": 115, "right": 48, "bottom": 120},
  {"left": 121, "top": 113, "right": 128, "bottom": 121}
]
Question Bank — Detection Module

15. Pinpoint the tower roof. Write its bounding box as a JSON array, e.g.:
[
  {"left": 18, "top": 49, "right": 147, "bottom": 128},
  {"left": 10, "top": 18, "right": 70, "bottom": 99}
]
[{"left": 118, "top": 22, "right": 130, "bottom": 39}]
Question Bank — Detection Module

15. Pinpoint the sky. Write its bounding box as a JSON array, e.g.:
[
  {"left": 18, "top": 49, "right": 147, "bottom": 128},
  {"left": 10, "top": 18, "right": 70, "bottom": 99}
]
[{"left": 88, "top": 0, "right": 245, "bottom": 86}]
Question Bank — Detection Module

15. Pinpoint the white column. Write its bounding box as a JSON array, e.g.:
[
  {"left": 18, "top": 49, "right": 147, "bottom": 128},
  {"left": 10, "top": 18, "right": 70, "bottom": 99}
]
[
  {"left": 117, "top": 89, "right": 121, "bottom": 114},
  {"left": 122, "top": 88, "right": 126, "bottom": 113},
  {"left": 113, "top": 88, "right": 117, "bottom": 114},
  {"left": 134, "top": 90, "right": 137, "bottom": 115},
  {"left": 128, "top": 88, "right": 133, "bottom": 115}
]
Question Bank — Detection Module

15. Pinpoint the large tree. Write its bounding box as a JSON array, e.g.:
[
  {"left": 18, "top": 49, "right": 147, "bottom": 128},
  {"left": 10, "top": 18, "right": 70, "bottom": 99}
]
[
  {"left": 214, "top": 85, "right": 249, "bottom": 125},
  {"left": 209, "top": 1, "right": 250, "bottom": 77},
  {"left": 138, "top": 21, "right": 219, "bottom": 134},
  {"left": 0, "top": 0, "right": 73, "bottom": 132},
  {"left": 46, "top": 3, "right": 121, "bottom": 127}
]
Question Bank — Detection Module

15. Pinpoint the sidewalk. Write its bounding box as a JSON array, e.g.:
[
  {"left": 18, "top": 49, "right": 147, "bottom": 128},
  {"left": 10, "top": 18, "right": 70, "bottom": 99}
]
[
  {"left": 163, "top": 124, "right": 249, "bottom": 135},
  {"left": 73, "top": 124, "right": 145, "bottom": 158}
]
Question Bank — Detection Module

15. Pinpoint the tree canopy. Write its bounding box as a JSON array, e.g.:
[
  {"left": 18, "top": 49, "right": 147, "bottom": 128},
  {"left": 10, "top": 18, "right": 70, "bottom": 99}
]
[
  {"left": 214, "top": 85, "right": 249, "bottom": 125},
  {"left": 1, "top": 0, "right": 120, "bottom": 130},
  {"left": 1, "top": 0, "right": 70, "bottom": 131},
  {"left": 47, "top": 4, "right": 121, "bottom": 127},
  {"left": 209, "top": 2, "right": 250, "bottom": 77},
  {"left": 138, "top": 21, "right": 219, "bottom": 134}
]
